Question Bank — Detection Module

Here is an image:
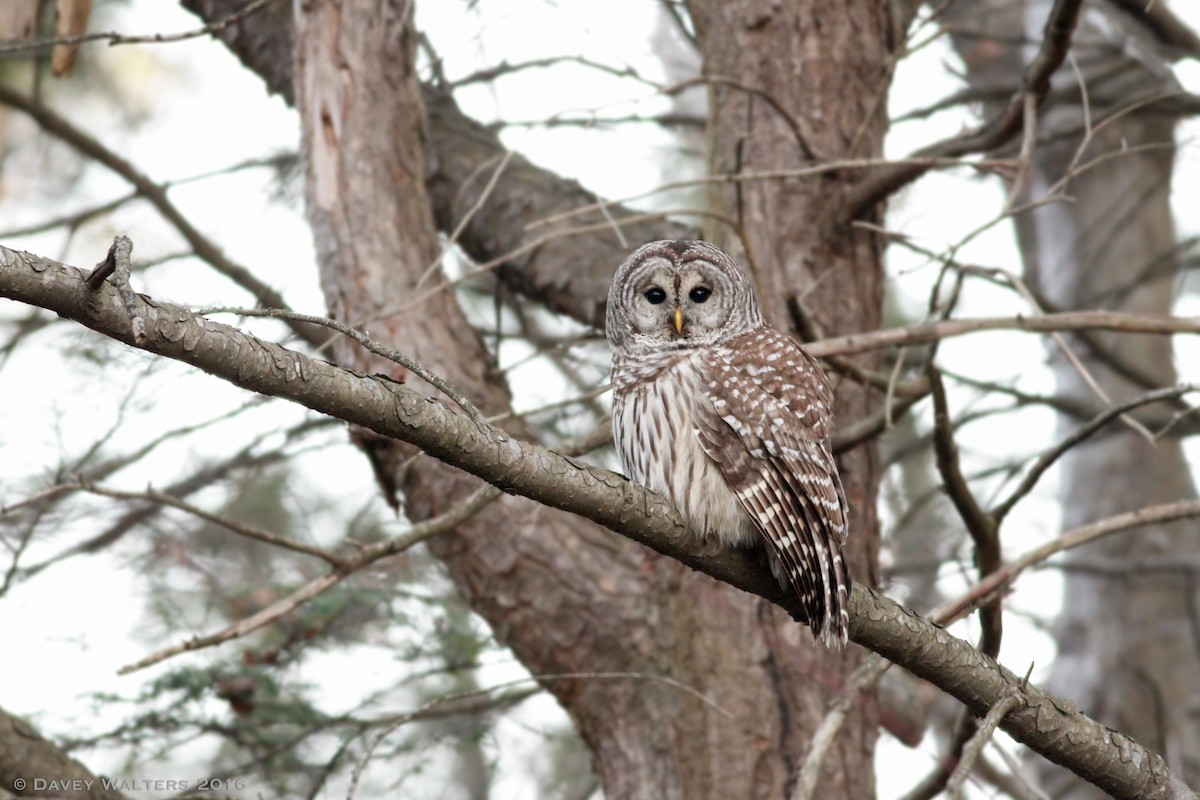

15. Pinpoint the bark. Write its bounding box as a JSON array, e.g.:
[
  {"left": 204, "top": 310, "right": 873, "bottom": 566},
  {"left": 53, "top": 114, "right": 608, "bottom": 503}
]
[
  {"left": 683, "top": 0, "right": 895, "bottom": 794},
  {"left": 952, "top": 1, "right": 1200, "bottom": 794},
  {"left": 2, "top": 243, "right": 1198, "bottom": 800},
  {"left": 182, "top": 0, "right": 696, "bottom": 331},
  {"left": 292, "top": 2, "right": 872, "bottom": 797},
  {"left": 0, "top": 708, "right": 125, "bottom": 800}
]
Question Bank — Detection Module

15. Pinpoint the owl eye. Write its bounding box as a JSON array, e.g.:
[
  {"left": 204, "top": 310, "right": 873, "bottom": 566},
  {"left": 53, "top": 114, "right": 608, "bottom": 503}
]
[
  {"left": 644, "top": 287, "right": 667, "bottom": 305},
  {"left": 689, "top": 286, "right": 712, "bottom": 304}
]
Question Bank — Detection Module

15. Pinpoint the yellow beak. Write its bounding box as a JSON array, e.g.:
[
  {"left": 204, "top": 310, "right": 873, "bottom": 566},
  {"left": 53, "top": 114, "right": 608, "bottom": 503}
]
[{"left": 673, "top": 307, "right": 684, "bottom": 334}]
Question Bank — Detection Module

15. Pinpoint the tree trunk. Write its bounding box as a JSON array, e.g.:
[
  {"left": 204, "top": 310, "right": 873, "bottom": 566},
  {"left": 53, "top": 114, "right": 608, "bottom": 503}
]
[
  {"left": 293, "top": 0, "right": 888, "bottom": 796},
  {"left": 954, "top": 2, "right": 1200, "bottom": 793}
]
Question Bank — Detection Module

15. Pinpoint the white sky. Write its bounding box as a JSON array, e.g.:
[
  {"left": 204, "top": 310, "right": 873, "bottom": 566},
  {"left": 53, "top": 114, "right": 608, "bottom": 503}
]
[{"left": 2, "top": 1, "right": 1200, "bottom": 798}]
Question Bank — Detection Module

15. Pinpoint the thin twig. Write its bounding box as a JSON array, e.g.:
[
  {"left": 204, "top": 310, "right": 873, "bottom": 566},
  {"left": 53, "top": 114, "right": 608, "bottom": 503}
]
[
  {"left": 884, "top": 346, "right": 909, "bottom": 430},
  {"left": 118, "top": 483, "right": 502, "bottom": 675},
  {"left": 807, "top": 310, "right": 1200, "bottom": 359},
  {"left": 791, "top": 655, "right": 891, "bottom": 800},
  {"left": 347, "top": 671, "right": 732, "bottom": 800},
  {"left": 933, "top": 500, "right": 1200, "bottom": 626},
  {"left": 967, "top": 264, "right": 1156, "bottom": 441},
  {"left": 842, "top": 0, "right": 1086, "bottom": 219},
  {"left": 1003, "top": 93, "right": 1039, "bottom": 214},
  {"left": 0, "top": 484, "right": 75, "bottom": 518},
  {"left": 833, "top": 391, "right": 926, "bottom": 455},
  {"left": 991, "top": 384, "right": 1198, "bottom": 523},
  {"left": 78, "top": 482, "right": 342, "bottom": 565},
  {"left": 0, "top": 84, "right": 320, "bottom": 348},
  {"left": 992, "top": 746, "right": 1053, "bottom": 800},
  {"left": 947, "top": 694, "right": 1023, "bottom": 799},
  {"left": 417, "top": 149, "right": 515, "bottom": 288},
  {"left": 878, "top": 234, "right": 1185, "bottom": 437},
  {"left": 200, "top": 306, "right": 485, "bottom": 422},
  {"left": 0, "top": 0, "right": 281, "bottom": 52},
  {"left": 398, "top": 208, "right": 738, "bottom": 314},
  {"left": 527, "top": 157, "right": 1017, "bottom": 231}
]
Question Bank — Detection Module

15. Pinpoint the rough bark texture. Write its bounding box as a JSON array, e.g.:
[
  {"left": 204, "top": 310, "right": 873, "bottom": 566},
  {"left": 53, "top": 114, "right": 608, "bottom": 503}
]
[
  {"left": 0, "top": 708, "right": 125, "bottom": 800},
  {"left": 1, "top": 1, "right": 1198, "bottom": 797},
  {"left": 684, "top": 0, "right": 895, "bottom": 794},
  {"left": 291, "top": 2, "right": 872, "bottom": 798},
  {"left": 288, "top": 0, "right": 893, "bottom": 796},
  {"left": 953, "top": 1, "right": 1200, "bottom": 794}
]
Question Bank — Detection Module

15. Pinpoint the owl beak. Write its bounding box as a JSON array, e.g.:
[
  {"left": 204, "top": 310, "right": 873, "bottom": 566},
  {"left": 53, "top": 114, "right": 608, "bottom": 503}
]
[{"left": 673, "top": 306, "right": 684, "bottom": 334}]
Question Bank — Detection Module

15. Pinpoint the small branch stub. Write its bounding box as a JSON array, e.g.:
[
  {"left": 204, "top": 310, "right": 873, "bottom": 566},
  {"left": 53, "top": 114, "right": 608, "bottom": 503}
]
[{"left": 85, "top": 235, "right": 145, "bottom": 344}]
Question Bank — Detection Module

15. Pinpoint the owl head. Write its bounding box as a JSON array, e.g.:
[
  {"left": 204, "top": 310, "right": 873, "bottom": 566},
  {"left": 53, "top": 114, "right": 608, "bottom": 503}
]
[{"left": 606, "top": 240, "right": 765, "bottom": 352}]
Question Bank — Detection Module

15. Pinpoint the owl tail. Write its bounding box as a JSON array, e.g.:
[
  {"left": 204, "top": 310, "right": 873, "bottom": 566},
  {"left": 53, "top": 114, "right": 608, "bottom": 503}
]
[{"left": 766, "top": 539, "right": 851, "bottom": 649}]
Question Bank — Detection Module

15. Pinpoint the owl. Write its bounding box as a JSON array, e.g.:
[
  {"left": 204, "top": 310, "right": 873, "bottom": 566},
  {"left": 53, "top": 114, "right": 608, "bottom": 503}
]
[{"left": 606, "top": 240, "right": 851, "bottom": 647}]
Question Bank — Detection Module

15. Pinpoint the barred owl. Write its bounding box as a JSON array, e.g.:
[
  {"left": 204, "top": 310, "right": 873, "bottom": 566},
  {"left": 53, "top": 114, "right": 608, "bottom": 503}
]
[{"left": 606, "top": 240, "right": 851, "bottom": 647}]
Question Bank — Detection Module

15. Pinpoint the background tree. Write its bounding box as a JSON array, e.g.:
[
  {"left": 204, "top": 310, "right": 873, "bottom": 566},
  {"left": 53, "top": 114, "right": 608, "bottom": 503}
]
[
  {"left": 947, "top": 3, "right": 1200, "bottom": 794},
  {"left": 1, "top": 2, "right": 1199, "bottom": 799}
]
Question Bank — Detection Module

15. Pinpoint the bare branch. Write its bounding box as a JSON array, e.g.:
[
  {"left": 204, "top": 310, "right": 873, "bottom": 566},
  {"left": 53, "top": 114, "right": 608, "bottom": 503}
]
[
  {"left": 348, "top": 672, "right": 730, "bottom": 800},
  {"left": 947, "top": 693, "right": 1023, "bottom": 799},
  {"left": 201, "top": 306, "right": 485, "bottom": 422},
  {"left": 808, "top": 311, "right": 1200, "bottom": 359},
  {"left": 2, "top": 244, "right": 1196, "bottom": 800},
  {"left": 927, "top": 365, "right": 1002, "bottom": 658},
  {"left": 792, "top": 655, "right": 891, "bottom": 800},
  {"left": 842, "top": 0, "right": 1086, "bottom": 219},
  {"left": 9, "top": 418, "right": 333, "bottom": 585},
  {"left": 0, "top": 0, "right": 282, "bottom": 53},
  {"left": 78, "top": 482, "right": 341, "bottom": 565},
  {"left": 0, "top": 83, "right": 322, "bottom": 349},
  {"left": 118, "top": 484, "right": 501, "bottom": 674},
  {"left": 991, "top": 384, "right": 1199, "bottom": 522},
  {"left": 1106, "top": 0, "right": 1200, "bottom": 61},
  {"left": 934, "top": 500, "right": 1200, "bottom": 627}
]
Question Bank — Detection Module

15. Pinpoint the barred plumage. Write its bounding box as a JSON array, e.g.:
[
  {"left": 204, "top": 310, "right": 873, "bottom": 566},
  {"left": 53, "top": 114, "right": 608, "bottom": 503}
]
[{"left": 607, "top": 240, "right": 851, "bottom": 647}]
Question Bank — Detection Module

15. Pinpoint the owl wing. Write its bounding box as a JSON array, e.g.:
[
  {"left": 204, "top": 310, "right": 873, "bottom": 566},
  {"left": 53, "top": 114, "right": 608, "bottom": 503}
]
[{"left": 690, "top": 328, "right": 850, "bottom": 646}]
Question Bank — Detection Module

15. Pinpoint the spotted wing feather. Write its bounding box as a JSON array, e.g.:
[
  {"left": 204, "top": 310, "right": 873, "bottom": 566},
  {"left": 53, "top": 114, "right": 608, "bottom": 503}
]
[{"left": 690, "top": 328, "right": 851, "bottom": 646}]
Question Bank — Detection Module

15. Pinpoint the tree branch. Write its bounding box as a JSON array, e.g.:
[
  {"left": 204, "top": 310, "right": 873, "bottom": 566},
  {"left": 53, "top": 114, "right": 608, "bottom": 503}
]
[
  {"left": 0, "top": 708, "right": 128, "bottom": 800},
  {"left": 0, "top": 82, "right": 323, "bottom": 348},
  {"left": 934, "top": 499, "right": 1200, "bottom": 627},
  {"left": 842, "top": 0, "right": 1086, "bottom": 220},
  {"left": 807, "top": 311, "right": 1200, "bottom": 358},
  {"left": 0, "top": 0, "right": 282, "bottom": 52},
  {"left": 2, "top": 244, "right": 1196, "bottom": 800}
]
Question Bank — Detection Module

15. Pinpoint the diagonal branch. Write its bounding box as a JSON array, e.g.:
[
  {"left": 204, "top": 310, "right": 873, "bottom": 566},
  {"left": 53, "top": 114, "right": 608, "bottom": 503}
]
[
  {"left": 807, "top": 311, "right": 1200, "bottom": 358},
  {"left": 117, "top": 484, "right": 502, "bottom": 675},
  {"left": 991, "top": 384, "right": 1199, "bottom": 523},
  {"left": 0, "top": 82, "right": 323, "bottom": 349},
  {"left": 1, "top": 244, "right": 1196, "bottom": 800},
  {"left": 935, "top": 499, "right": 1200, "bottom": 627},
  {"left": 0, "top": 0, "right": 282, "bottom": 53},
  {"left": 78, "top": 481, "right": 342, "bottom": 565},
  {"left": 841, "top": 0, "right": 1085, "bottom": 220}
]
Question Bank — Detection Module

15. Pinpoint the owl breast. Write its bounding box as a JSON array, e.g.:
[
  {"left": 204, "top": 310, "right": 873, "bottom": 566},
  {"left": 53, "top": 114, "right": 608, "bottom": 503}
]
[{"left": 612, "top": 352, "right": 756, "bottom": 550}]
